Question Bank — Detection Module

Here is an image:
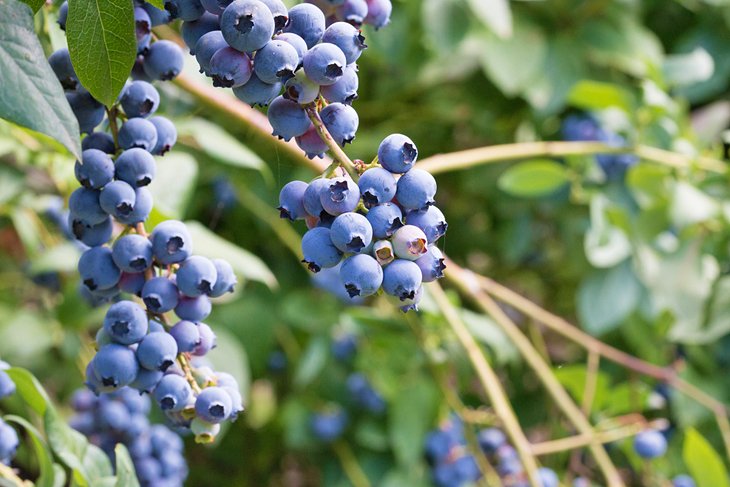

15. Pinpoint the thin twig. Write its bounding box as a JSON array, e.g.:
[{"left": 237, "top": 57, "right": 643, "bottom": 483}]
[{"left": 303, "top": 103, "right": 359, "bottom": 180}]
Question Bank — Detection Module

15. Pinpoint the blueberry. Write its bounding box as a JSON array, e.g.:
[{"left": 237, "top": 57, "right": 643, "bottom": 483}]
[
  {"left": 118, "top": 271, "right": 144, "bottom": 296},
  {"left": 175, "top": 295, "right": 212, "bottom": 322},
  {"left": 134, "top": 7, "right": 152, "bottom": 53},
  {"left": 296, "top": 125, "right": 329, "bottom": 159},
  {"left": 346, "top": 373, "right": 385, "bottom": 413},
  {"left": 267, "top": 350, "right": 287, "bottom": 372},
  {"left": 169, "top": 320, "right": 201, "bottom": 353},
  {"left": 81, "top": 132, "right": 116, "bottom": 155},
  {"left": 633, "top": 429, "right": 667, "bottom": 459},
  {"left": 364, "top": 0, "right": 391, "bottom": 29},
  {"left": 209, "top": 46, "right": 253, "bottom": 88},
  {"left": 195, "top": 30, "right": 229, "bottom": 76},
  {"left": 330, "top": 212, "right": 373, "bottom": 253},
  {"left": 78, "top": 246, "right": 121, "bottom": 291},
  {"left": 153, "top": 374, "right": 191, "bottom": 412},
  {"left": 57, "top": 1, "right": 68, "bottom": 30},
  {"left": 116, "top": 187, "right": 154, "bottom": 225},
  {"left": 99, "top": 181, "right": 136, "bottom": 220},
  {"left": 392, "top": 225, "right": 428, "bottom": 261},
  {"left": 431, "top": 462, "right": 458, "bottom": 487},
  {"left": 406, "top": 205, "right": 447, "bottom": 243},
  {"left": 301, "top": 227, "right": 342, "bottom": 272},
  {"left": 69, "top": 187, "right": 107, "bottom": 225},
  {"left": 414, "top": 246, "right": 444, "bottom": 282},
  {"left": 142, "top": 277, "right": 180, "bottom": 313},
  {"left": 284, "top": 3, "right": 325, "bottom": 48},
  {"left": 103, "top": 300, "right": 148, "bottom": 344},
  {"left": 253, "top": 40, "right": 299, "bottom": 83},
  {"left": 395, "top": 168, "right": 436, "bottom": 210},
  {"left": 274, "top": 32, "right": 307, "bottom": 64},
  {"left": 220, "top": 0, "right": 275, "bottom": 53},
  {"left": 150, "top": 220, "right": 193, "bottom": 264},
  {"left": 223, "top": 386, "right": 244, "bottom": 418},
  {"left": 232, "top": 73, "right": 282, "bottom": 107},
  {"left": 177, "top": 255, "right": 217, "bottom": 297},
  {"left": 303, "top": 178, "right": 331, "bottom": 217},
  {"left": 182, "top": 12, "right": 220, "bottom": 54},
  {"left": 200, "top": 0, "right": 233, "bottom": 15},
  {"left": 310, "top": 408, "right": 348, "bottom": 442},
  {"left": 534, "top": 467, "right": 559, "bottom": 487},
  {"left": 75, "top": 149, "right": 114, "bottom": 190},
  {"left": 164, "top": 0, "right": 205, "bottom": 21},
  {"left": 137, "top": 332, "right": 178, "bottom": 371},
  {"left": 143, "top": 40, "right": 185, "bottom": 81},
  {"left": 120, "top": 118, "right": 158, "bottom": 153},
  {"left": 98, "top": 400, "right": 131, "bottom": 431},
  {"left": 561, "top": 114, "right": 602, "bottom": 142},
  {"left": 259, "top": 0, "right": 287, "bottom": 31},
  {"left": 194, "top": 386, "right": 232, "bottom": 423},
  {"left": 366, "top": 202, "right": 403, "bottom": 239},
  {"left": 278, "top": 180, "right": 308, "bottom": 220},
  {"left": 322, "top": 22, "right": 366, "bottom": 65},
  {"left": 69, "top": 215, "right": 113, "bottom": 247},
  {"left": 424, "top": 429, "right": 455, "bottom": 462},
  {"left": 148, "top": 116, "right": 177, "bottom": 155},
  {"left": 92, "top": 344, "right": 139, "bottom": 389},
  {"left": 192, "top": 322, "right": 217, "bottom": 355},
  {"left": 378, "top": 134, "right": 418, "bottom": 174},
  {"left": 382, "top": 259, "right": 422, "bottom": 301},
  {"left": 48, "top": 48, "right": 78, "bottom": 91},
  {"left": 321, "top": 63, "right": 358, "bottom": 104},
  {"left": 143, "top": 2, "right": 172, "bottom": 25},
  {"left": 120, "top": 81, "right": 160, "bottom": 119},
  {"left": 320, "top": 176, "right": 360, "bottom": 215},
  {"left": 336, "top": 0, "right": 368, "bottom": 25},
  {"left": 284, "top": 69, "right": 320, "bottom": 104},
  {"left": 209, "top": 258, "right": 237, "bottom": 297},
  {"left": 131, "top": 55, "right": 152, "bottom": 82},
  {"left": 268, "top": 96, "right": 311, "bottom": 141},
  {"left": 358, "top": 167, "right": 395, "bottom": 208},
  {"left": 0, "top": 420, "right": 18, "bottom": 463},
  {"left": 331, "top": 333, "right": 357, "bottom": 361},
  {"left": 320, "top": 102, "right": 358, "bottom": 146},
  {"left": 0, "top": 371, "right": 15, "bottom": 399},
  {"left": 673, "top": 475, "right": 696, "bottom": 487},
  {"left": 339, "top": 254, "right": 382, "bottom": 297},
  {"left": 303, "top": 43, "right": 346, "bottom": 86},
  {"left": 113, "top": 235, "right": 153, "bottom": 273},
  {"left": 66, "top": 90, "right": 105, "bottom": 133}
]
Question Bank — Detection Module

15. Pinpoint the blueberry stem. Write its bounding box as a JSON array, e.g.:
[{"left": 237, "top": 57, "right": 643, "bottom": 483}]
[
  {"left": 105, "top": 106, "right": 121, "bottom": 153},
  {"left": 302, "top": 102, "right": 359, "bottom": 181},
  {"left": 332, "top": 440, "right": 371, "bottom": 487}
]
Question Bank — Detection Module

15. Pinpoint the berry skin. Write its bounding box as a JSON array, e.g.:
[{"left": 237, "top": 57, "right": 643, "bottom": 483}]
[
  {"left": 364, "top": 0, "right": 392, "bottom": 29},
  {"left": 116, "top": 187, "right": 154, "bottom": 225},
  {"left": 673, "top": 475, "right": 696, "bottom": 487},
  {"left": 81, "top": 132, "right": 116, "bottom": 154},
  {"left": 232, "top": 74, "right": 282, "bottom": 107},
  {"left": 366, "top": 202, "right": 403, "bottom": 239},
  {"left": 320, "top": 177, "right": 360, "bottom": 215},
  {"left": 142, "top": 277, "right": 180, "bottom": 313},
  {"left": 346, "top": 373, "right": 385, "bottom": 413},
  {"left": 337, "top": 0, "right": 368, "bottom": 25},
  {"left": 330, "top": 212, "right": 373, "bottom": 253},
  {"left": 259, "top": 0, "right": 288, "bottom": 30},
  {"left": 284, "top": 69, "right": 320, "bottom": 104},
  {"left": 150, "top": 220, "right": 193, "bottom": 264},
  {"left": 130, "top": 368, "right": 164, "bottom": 394},
  {"left": 0, "top": 420, "right": 18, "bottom": 463},
  {"left": 200, "top": 0, "right": 233, "bottom": 15},
  {"left": 254, "top": 40, "right": 299, "bottom": 84},
  {"left": 278, "top": 180, "right": 309, "bottom": 220},
  {"left": 378, "top": 133, "right": 418, "bottom": 174},
  {"left": 92, "top": 344, "right": 139, "bottom": 389},
  {"left": 119, "top": 272, "right": 145, "bottom": 295},
  {"left": 115, "top": 148, "right": 156, "bottom": 187},
  {"left": 120, "top": 80, "right": 160, "bottom": 118},
  {"left": 395, "top": 168, "right": 437, "bottom": 210},
  {"left": 392, "top": 225, "right": 428, "bottom": 261},
  {"left": 633, "top": 430, "right": 667, "bottom": 459},
  {"left": 209, "top": 47, "right": 253, "bottom": 88},
  {"left": 301, "top": 227, "right": 342, "bottom": 272},
  {"left": 220, "top": 0, "right": 275, "bottom": 53},
  {"left": 268, "top": 96, "right": 311, "bottom": 141},
  {"left": 303, "top": 178, "right": 331, "bottom": 217},
  {"left": 175, "top": 295, "right": 212, "bottom": 322},
  {"left": 195, "top": 30, "right": 229, "bottom": 76},
  {"left": 321, "top": 22, "right": 366, "bottom": 64},
  {"left": 477, "top": 427, "right": 506, "bottom": 453},
  {"left": 137, "top": 332, "right": 179, "bottom": 371},
  {"left": 149, "top": 116, "right": 177, "bottom": 155},
  {"left": 134, "top": 7, "right": 152, "bottom": 53},
  {"left": 69, "top": 215, "right": 113, "bottom": 247},
  {"left": 296, "top": 125, "right": 329, "bottom": 159},
  {"left": 321, "top": 63, "right": 358, "bottom": 104},
  {"left": 283, "top": 3, "right": 326, "bottom": 48},
  {"left": 415, "top": 245, "right": 445, "bottom": 282},
  {"left": 209, "top": 258, "right": 237, "bottom": 297},
  {"left": 537, "top": 467, "right": 559, "bottom": 487},
  {"left": 331, "top": 333, "right": 357, "bottom": 361},
  {"left": 164, "top": 0, "right": 205, "bottom": 21},
  {"left": 66, "top": 90, "right": 105, "bottom": 133},
  {"left": 195, "top": 387, "right": 233, "bottom": 423},
  {"left": 57, "top": 1, "right": 68, "bottom": 30},
  {"left": 310, "top": 408, "right": 348, "bottom": 442},
  {"left": 405, "top": 205, "right": 447, "bottom": 243},
  {"left": 119, "top": 117, "right": 158, "bottom": 152},
  {"left": 320, "top": 102, "right": 358, "bottom": 145},
  {"left": 382, "top": 259, "right": 422, "bottom": 301},
  {"left": 143, "top": 2, "right": 172, "bottom": 25},
  {"left": 181, "top": 12, "right": 220, "bottom": 53},
  {"left": 274, "top": 32, "right": 308, "bottom": 64},
  {"left": 0, "top": 371, "right": 15, "bottom": 399},
  {"left": 69, "top": 187, "right": 107, "bottom": 225},
  {"left": 192, "top": 322, "right": 217, "bottom": 355},
  {"left": 302, "top": 43, "right": 346, "bottom": 85},
  {"left": 169, "top": 321, "right": 201, "bottom": 353},
  {"left": 103, "top": 300, "right": 148, "bottom": 345},
  {"left": 340, "top": 254, "right": 382, "bottom": 297},
  {"left": 75, "top": 149, "right": 115, "bottom": 189},
  {"left": 358, "top": 167, "right": 396, "bottom": 208},
  {"left": 177, "top": 255, "right": 218, "bottom": 297},
  {"left": 48, "top": 48, "right": 78, "bottom": 90},
  {"left": 143, "top": 40, "right": 185, "bottom": 81},
  {"left": 153, "top": 374, "right": 192, "bottom": 412},
  {"left": 78, "top": 246, "right": 121, "bottom": 291}
]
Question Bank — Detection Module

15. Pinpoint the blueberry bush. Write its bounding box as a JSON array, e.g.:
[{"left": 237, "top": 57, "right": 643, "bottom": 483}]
[{"left": 1, "top": 0, "right": 730, "bottom": 486}]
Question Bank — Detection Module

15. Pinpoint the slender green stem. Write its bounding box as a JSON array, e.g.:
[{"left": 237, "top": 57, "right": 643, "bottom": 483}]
[
  {"left": 106, "top": 106, "right": 120, "bottom": 150},
  {"left": 332, "top": 440, "right": 371, "bottom": 487},
  {"left": 429, "top": 282, "right": 542, "bottom": 487},
  {"left": 303, "top": 103, "right": 359, "bottom": 180}
]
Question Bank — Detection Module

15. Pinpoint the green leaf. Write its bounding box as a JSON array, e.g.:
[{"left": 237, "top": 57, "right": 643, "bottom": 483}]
[
  {"left": 66, "top": 0, "right": 136, "bottom": 106},
  {"left": 145, "top": 0, "right": 164, "bottom": 9},
  {"left": 148, "top": 152, "right": 199, "bottom": 219},
  {"left": 113, "top": 444, "right": 140, "bottom": 487},
  {"left": 669, "top": 182, "right": 719, "bottom": 229},
  {"left": 389, "top": 376, "right": 438, "bottom": 466},
  {"left": 206, "top": 326, "right": 250, "bottom": 401},
  {"left": 0, "top": 0, "right": 81, "bottom": 158},
  {"left": 577, "top": 261, "right": 642, "bottom": 335},
  {"left": 293, "top": 337, "right": 328, "bottom": 388},
  {"left": 683, "top": 428, "right": 730, "bottom": 487},
  {"left": 466, "top": 0, "right": 512, "bottom": 39},
  {"left": 584, "top": 194, "right": 631, "bottom": 268},
  {"left": 553, "top": 365, "right": 610, "bottom": 409},
  {"left": 568, "top": 80, "right": 635, "bottom": 112},
  {"left": 663, "top": 48, "right": 714, "bottom": 87},
  {"left": 5, "top": 415, "right": 57, "bottom": 487},
  {"left": 184, "top": 221, "right": 277, "bottom": 289},
  {"left": 498, "top": 159, "right": 571, "bottom": 197},
  {"left": 20, "top": 0, "right": 43, "bottom": 12},
  {"left": 5, "top": 367, "right": 52, "bottom": 416},
  {"left": 29, "top": 243, "right": 82, "bottom": 274}
]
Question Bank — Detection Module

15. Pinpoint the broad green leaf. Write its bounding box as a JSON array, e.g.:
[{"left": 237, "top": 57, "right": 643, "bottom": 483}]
[
  {"left": 683, "top": 428, "right": 730, "bottom": 487},
  {"left": 5, "top": 415, "right": 56, "bottom": 487},
  {"left": 577, "top": 261, "right": 642, "bottom": 335},
  {"left": 66, "top": 0, "right": 136, "bottom": 106},
  {"left": 524, "top": 36, "right": 587, "bottom": 113},
  {"left": 663, "top": 48, "right": 714, "bottom": 87},
  {"left": 185, "top": 221, "right": 277, "bottom": 289},
  {"left": 0, "top": 0, "right": 81, "bottom": 158},
  {"left": 5, "top": 368, "right": 52, "bottom": 416},
  {"left": 568, "top": 80, "right": 635, "bottom": 112},
  {"left": 206, "top": 326, "right": 251, "bottom": 401},
  {"left": 553, "top": 365, "right": 610, "bottom": 410},
  {"left": 466, "top": 0, "right": 512, "bottom": 39},
  {"left": 113, "top": 444, "right": 140, "bottom": 487},
  {"left": 20, "top": 0, "right": 42, "bottom": 12},
  {"left": 584, "top": 194, "right": 631, "bottom": 268},
  {"left": 389, "top": 376, "right": 438, "bottom": 466},
  {"left": 293, "top": 337, "right": 328, "bottom": 388},
  {"left": 145, "top": 0, "right": 164, "bottom": 9},
  {"left": 669, "top": 182, "right": 719, "bottom": 229},
  {"left": 29, "top": 243, "right": 81, "bottom": 274},
  {"left": 626, "top": 163, "right": 671, "bottom": 208},
  {"left": 498, "top": 159, "right": 571, "bottom": 198},
  {"left": 148, "top": 152, "right": 198, "bottom": 219},
  {"left": 460, "top": 308, "right": 517, "bottom": 364}
]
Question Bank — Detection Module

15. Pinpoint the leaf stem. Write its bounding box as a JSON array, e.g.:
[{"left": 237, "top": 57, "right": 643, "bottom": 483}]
[{"left": 332, "top": 440, "right": 371, "bottom": 487}]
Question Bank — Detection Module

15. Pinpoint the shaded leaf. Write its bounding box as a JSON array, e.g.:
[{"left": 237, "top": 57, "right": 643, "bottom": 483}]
[
  {"left": 498, "top": 159, "right": 571, "bottom": 197},
  {"left": 148, "top": 152, "right": 198, "bottom": 219},
  {"left": 293, "top": 337, "right": 328, "bottom": 388},
  {"left": 5, "top": 367, "right": 52, "bottom": 416},
  {"left": 683, "top": 428, "right": 730, "bottom": 487},
  {"left": 568, "top": 80, "right": 635, "bottom": 112},
  {"left": 113, "top": 444, "right": 140, "bottom": 487},
  {"left": 389, "top": 376, "right": 438, "bottom": 466},
  {"left": 5, "top": 415, "right": 56, "bottom": 487},
  {"left": 466, "top": 0, "right": 512, "bottom": 39},
  {"left": 577, "top": 261, "right": 642, "bottom": 335}
]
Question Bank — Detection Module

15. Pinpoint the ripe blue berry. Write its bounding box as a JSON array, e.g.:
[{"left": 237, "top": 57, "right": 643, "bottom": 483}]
[
  {"left": 396, "top": 168, "right": 437, "bottom": 210},
  {"left": 181, "top": 12, "right": 220, "bottom": 53},
  {"left": 48, "top": 48, "right": 78, "bottom": 90},
  {"left": 75, "top": 149, "right": 115, "bottom": 189},
  {"left": 321, "top": 63, "right": 358, "bottom": 104},
  {"left": 220, "top": 0, "right": 275, "bottom": 53},
  {"left": 115, "top": 147, "right": 156, "bottom": 187},
  {"left": 70, "top": 215, "right": 113, "bottom": 247},
  {"left": 633, "top": 430, "right": 667, "bottom": 459},
  {"left": 284, "top": 3, "right": 326, "bottom": 48},
  {"left": 78, "top": 246, "right": 121, "bottom": 291},
  {"left": 81, "top": 132, "right": 115, "bottom": 154},
  {"left": 268, "top": 96, "right": 311, "bottom": 140},
  {"left": 120, "top": 81, "right": 160, "bottom": 118},
  {"left": 143, "top": 2, "right": 172, "bottom": 25},
  {"left": 320, "top": 102, "right": 358, "bottom": 145},
  {"left": 302, "top": 227, "right": 342, "bottom": 272},
  {"left": 169, "top": 320, "right": 201, "bottom": 353},
  {"left": 337, "top": 0, "right": 368, "bottom": 25},
  {"left": 0, "top": 371, "right": 15, "bottom": 399},
  {"left": 150, "top": 220, "right": 193, "bottom": 264},
  {"left": 195, "top": 30, "right": 229, "bottom": 76},
  {"left": 320, "top": 176, "right": 360, "bottom": 215},
  {"left": 296, "top": 125, "right": 329, "bottom": 159},
  {"left": 358, "top": 167, "right": 396, "bottom": 208},
  {"left": 346, "top": 373, "right": 385, "bottom": 413},
  {"left": 175, "top": 295, "right": 212, "bottom": 322},
  {"left": 119, "top": 272, "right": 145, "bottom": 295},
  {"left": 103, "top": 300, "right": 148, "bottom": 345},
  {"left": 67, "top": 90, "right": 105, "bottom": 134},
  {"left": 192, "top": 322, "right": 217, "bottom": 355},
  {"left": 378, "top": 133, "right": 418, "bottom": 174},
  {"left": 149, "top": 116, "right": 177, "bottom": 155},
  {"left": 310, "top": 408, "right": 348, "bottom": 442},
  {"left": 406, "top": 205, "right": 447, "bottom": 243},
  {"left": 415, "top": 245, "right": 445, "bottom": 282},
  {"left": 382, "top": 259, "right": 422, "bottom": 301},
  {"left": 274, "top": 32, "right": 307, "bottom": 64},
  {"left": 99, "top": 180, "right": 136, "bottom": 219},
  {"left": 0, "top": 420, "right": 18, "bottom": 463},
  {"left": 134, "top": 7, "right": 152, "bottom": 53},
  {"left": 195, "top": 386, "right": 233, "bottom": 423},
  {"left": 113, "top": 235, "right": 153, "bottom": 273},
  {"left": 209, "top": 258, "right": 237, "bottom": 297},
  {"left": 137, "top": 332, "right": 179, "bottom": 371},
  {"left": 164, "top": 0, "right": 205, "bottom": 21},
  {"left": 142, "top": 277, "right": 180, "bottom": 313},
  {"left": 477, "top": 427, "right": 506, "bottom": 453},
  {"left": 177, "top": 255, "right": 217, "bottom": 297},
  {"left": 366, "top": 202, "right": 403, "bottom": 239},
  {"left": 278, "top": 180, "right": 309, "bottom": 220},
  {"left": 322, "top": 22, "right": 366, "bottom": 64},
  {"left": 259, "top": 0, "right": 288, "bottom": 30},
  {"left": 254, "top": 40, "right": 299, "bottom": 83},
  {"left": 232, "top": 74, "right": 282, "bottom": 107},
  {"left": 116, "top": 187, "right": 154, "bottom": 225},
  {"left": 302, "top": 178, "right": 331, "bottom": 217},
  {"left": 330, "top": 212, "right": 373, "bottom": 253},
  {"left": 201, "top": 0, "right": 233, "bottom": 15},
  {"left": 392, "top": 225, "right": 428, "bottom": 261},
  {"left": 340, "top": 254, "right": 382, "bottom": 297},
  {"left": 209, "top": 47, "right": 253, "bottom": 88},
  {"left": 130, "top": 368, "right": 164, "bottom": 393},
  {"left": 143, "top": 40, "right": 185, "bottom": 81},
  {"left": 673, "top": 475, "right": 696, "bottom": 487},
  {"left": 69, "top": 187, "right": 107, "bottom": 225},
  {"left": 153, "top": 374, "right": 192, "bottom": 412},
  {"left": 364, "top": 0, "right": 391, "bottom": 29},
  {"left": 92, "top": 344, "right": 139, "bottom": 389},
  {"left": 284, "top": 69, "right": 320, "bottom": 104},
  {"left": 331, "top": 333, "right": 357, "bottom": 361},
  {"left": 303, "top": 43, "right": 346, "bottom": 86},
  {"left": 57, "top": 1, "right": 68, "bottom": 30}
]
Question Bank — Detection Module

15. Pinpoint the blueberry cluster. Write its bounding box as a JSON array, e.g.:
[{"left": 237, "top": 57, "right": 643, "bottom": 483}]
[
  {"left": 561, "top": 113, "right": 639, "bottom": 181},
  {"left": 70, "top": 388, "right": 188, "bottom": 487},
  {"left": 424, "top": 416, "right": 481, "bottom": 487},
  {"left": 280, "top": 134, "right": 447, "bottom": 311},
  {"left": 0, "top": 365, "right": 18, "bottom": 466}
]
